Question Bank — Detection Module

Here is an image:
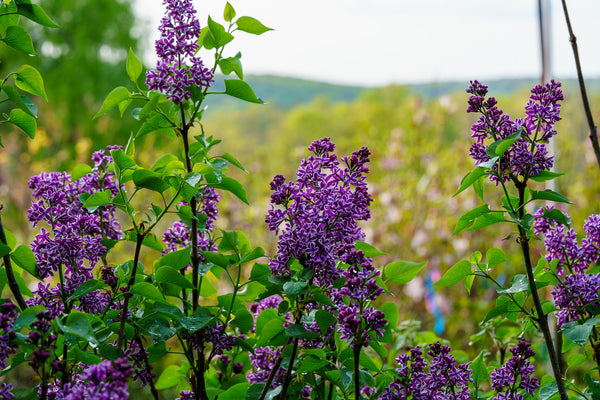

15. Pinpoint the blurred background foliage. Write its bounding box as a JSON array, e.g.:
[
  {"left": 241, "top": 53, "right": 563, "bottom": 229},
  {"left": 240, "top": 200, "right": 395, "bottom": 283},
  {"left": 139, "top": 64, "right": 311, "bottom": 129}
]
[{"left": 1, "top": 0, "right": 600, "bottom": 371}]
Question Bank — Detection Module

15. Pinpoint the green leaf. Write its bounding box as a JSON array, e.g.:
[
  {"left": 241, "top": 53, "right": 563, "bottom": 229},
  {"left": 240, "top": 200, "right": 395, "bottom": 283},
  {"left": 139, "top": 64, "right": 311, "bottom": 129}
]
[
  {"left": 207, "top": 16, "right": 234, "bottom": 47},
  {"left": 470, "top": 351, "right": 489, "bottom": 383},
  {"left": 13, "top": 305, "right": 44, "bottom": 331},
  {"left": 223, "top": 79, "right": 264, "bottom": 104},
  {"left": 16, "top": 2, "right": 59, "bottom": 28},
  {"left": 71, "top": 164, "right": 92, "bottom": 181},
  {"left": 541, "top": 207, "right": 570, "bottom": 228},
  {"left": 355, "top": 240, "right": 387, "bottom": 257},
  {"left": 110, "top": 148, "right": 137, "bottom": 171},
  {"left": 467, "top": 213, "right": 507, "bottom": 231},
  {"left": 487, "top": 131, "right": 521, "bottom": 157},
  {"left": 2, "top": 25, "right": 35, "bottom": 54},
  {"left": 155, "top": 265, "right": 195, "bottom": 289},
  {"left": 15, "top": 64, "right": 46, "bottom": 101},
  {"left": 224, "top": 2, "right": 236, "bottom": 22},
  {"left": 94, "top": 86, "right": 130, "bottom": 119},
  {"left": 236, "top": 16, "right": 273, "bottom": 35},
  {"left": 60, "top": 311, "right": 98, "bottom": 345},
  {"left": 566, "top": 353, "right": 587, "bottom": 370},
  {"left": 130, "top": 282, "right": 169, "bottom": 304},
  {"left": 232, "top": 309, "right": 254, "bottom": 333},
  {"left": 220, "top": 384, "right": 252, "bottom": 400},
  {"left": 486, "top": 248, "right": 506, "bottom": 268},
  {"left": 298, "top": 355, "right": 329, "bottom": 374},
  {"left": 0, "top": 242, "right": 10, "bottom": 258},
  {"left": 207, "top": 175, "right": 249, "bottom": 204},
  {"left": 82, "top": 190, "right": 112, "bottom": 210},
  {"left": 384, "top": 260, "right": 426, "bottom": 284},
  {"left": 10, "top": 244, "right": 39, "bottom": 279},
  {"left": 219, "top": 53, "right": 243, "bottom": 80},
  {"left": 2, "top": 85, "right": 36, "bottom": 117},
  {"left": 562, "top": 318, "right": 600, "bottom": 346},
  {"left": 6, "top": 108, "right": 36, "bottom": 138},
  {"left": 220, "top": 152, "right": 246, "bottom": 171},
  {"left": 132, "top": 169, "right": 170, "bottom": 193},
  {"left": 315, "top": 310, "right": 336, "bottom": 334},
  {"left": 530, "top": 189, "right": 572, "bottom": 204},
  {"left": 155, "top": 365, "right": 185, "bottom": 390},
  {"left": 454, "top": 204, "right": 492, "bottom": 234},
  {"left": 180, "top": 307, "right": 214, "bottom": 332},
  {"left": 529, "top": 170, "right": 564, "bottom": 182},
  {"left": 67, "top": 280, "right": 105, "bottom": 302},
  {"left": 136, "top": 113, "right": 174, "bottom": 138},
  {"left": 380, "top": 302, "right": 399, "bottom": 330},
  {"left": 454, "top": 167, "right": 487, "bottom": 197},
  {"left": 258, "top": 319, "right": 284, "bottom": 346},
  {"left": 157, "top": 248, "right": 192, "bottom": 270},
  {"left": 434, "top": 260, "right": 471, "bottom": 287},
  {"left": 126, "top": 47, "right": 142, "bottom": 83},
  {"left": 283, "top": 281, "right": 307, "bottom": 297},
  {"left": 286, "top": 324, "right": 319, "bottom": 339},
  {"left": 539, "top": 380, "right": 558, "bottom": 400},
  {"left": 482, "top": 296, "right": 521, "bottom": 324},
  {"left": 497, "top": 274, "right": 529, "bottom": 294}
]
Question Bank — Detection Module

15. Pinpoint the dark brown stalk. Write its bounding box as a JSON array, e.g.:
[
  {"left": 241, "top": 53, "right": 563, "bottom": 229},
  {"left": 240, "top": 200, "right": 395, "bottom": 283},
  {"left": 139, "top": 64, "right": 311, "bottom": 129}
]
[
  {"left": 179, "top": 108, "right": 200, "bottom": 313},
  {"left": 560, "top": 0, "right": 600, "bottom": 170},
  {"left": 516, "top": 183, "right": 568, "bottom": 400},
  {"left": 0, "top": 211, "right": 27, "bottom": 310},
  {"left": 134, "top": 335, "right": 160, "bottom": 400},
  {"left": 258, "top": 337, "right": 292, "bottom": 400},
  {"left": 117, "top": 231, "right": 144, "bottom": 352},
  {"left": 196, "top": 347, "right": 209, "bottom": 400},
  {"left": 278, "top": 336, "right": 300, "bottom": 400},
  {"left": 353, "top": 343, "right": 362, "bottom": 400}
]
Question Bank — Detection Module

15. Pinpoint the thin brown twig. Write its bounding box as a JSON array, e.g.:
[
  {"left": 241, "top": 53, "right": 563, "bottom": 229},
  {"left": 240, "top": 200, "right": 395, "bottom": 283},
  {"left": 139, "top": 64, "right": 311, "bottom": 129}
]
[{"left": 560, "top": 0, "right": 600, "bottom": 170}]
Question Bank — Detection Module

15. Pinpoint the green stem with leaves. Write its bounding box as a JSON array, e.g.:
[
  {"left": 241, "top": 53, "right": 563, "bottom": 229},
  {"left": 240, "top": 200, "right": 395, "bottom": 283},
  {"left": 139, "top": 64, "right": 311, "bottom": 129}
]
[
  {"left": 116, "top": 231, "right": 145, "bottom": 352},
  {"left": 0, "top": 211, "right": 27, "bottom": 310},
  {"left": 516, "top": 182, "right": 568, "bottom": 400}
]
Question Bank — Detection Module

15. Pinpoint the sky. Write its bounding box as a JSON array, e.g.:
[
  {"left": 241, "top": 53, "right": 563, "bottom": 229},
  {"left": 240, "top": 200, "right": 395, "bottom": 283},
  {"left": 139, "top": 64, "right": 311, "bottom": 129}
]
[{"left": 133, "top": 0, "right": 600, "bottom": 87}]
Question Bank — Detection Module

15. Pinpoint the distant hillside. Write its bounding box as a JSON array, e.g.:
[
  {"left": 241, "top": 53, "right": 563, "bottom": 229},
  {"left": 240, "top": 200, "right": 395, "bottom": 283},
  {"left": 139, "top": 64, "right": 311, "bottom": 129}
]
[
  {"left": 205, "top": 74, "right": 367, "bottom": 110},
  {"left": 204, "top": 74, "right": 600, "bottom": 111}
]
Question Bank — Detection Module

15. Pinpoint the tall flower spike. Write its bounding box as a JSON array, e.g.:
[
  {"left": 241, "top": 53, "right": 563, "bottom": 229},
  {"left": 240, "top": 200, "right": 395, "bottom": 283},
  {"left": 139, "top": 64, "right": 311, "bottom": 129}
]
[{"left": 146, "top": 0, "right": 213, "bottom": 104}]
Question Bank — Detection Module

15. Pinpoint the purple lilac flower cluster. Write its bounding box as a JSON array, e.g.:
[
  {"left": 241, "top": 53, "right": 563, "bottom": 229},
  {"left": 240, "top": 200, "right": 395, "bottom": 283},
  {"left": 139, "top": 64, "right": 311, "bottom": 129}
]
[
  {"left": 176, "top": 391, "right": 195, "bottom": 400},
  {"left": 145, "top": 0, "right": 213, "bottom": 104},
  {"left": 332, "top": 248, "right": 385, "bottom": 346},
  {"left": 265, "top": 137, "right": 372, "bottom": 285},
  {"left": 26, "top": 311, "right": 59, "bottom": 376},
  {"left": 162, "top": 188, "right": 220, "bottom": 259},
  {"left": 27, "top": 147, "right": 123, "bottom": 317},
  {"left": 534, "top": 207, "right": 600, "bottom": 327},
  {"left": 379, "top": 342, "right": 472, "bottom": 400},
  {"left": 61, "top": 358, "right": 133, "bottom": 400},
  {"left": 489, "top": 340, "right": 539, "bottom": 399},
  {"left": 0, "top": 299, "right": 18, "bottom": 369},
  {"left": 122, "top": 339, "right": 155, "bottom": 386},
  {"left": 0, "top": 383, "right": 13, "bottom": 400},
  {"left": 466, "top": 80, "right": 563, "bottom": 184}
]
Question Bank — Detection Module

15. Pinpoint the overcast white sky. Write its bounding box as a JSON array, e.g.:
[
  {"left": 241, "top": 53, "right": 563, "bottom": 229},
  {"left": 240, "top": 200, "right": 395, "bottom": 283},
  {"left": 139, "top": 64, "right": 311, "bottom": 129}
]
[{"left": 133, "top": 0, "right": 600, "bottom": 87}]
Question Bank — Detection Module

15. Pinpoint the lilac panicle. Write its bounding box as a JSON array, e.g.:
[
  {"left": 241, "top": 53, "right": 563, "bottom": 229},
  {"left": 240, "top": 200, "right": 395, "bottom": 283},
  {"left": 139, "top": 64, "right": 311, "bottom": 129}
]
[
  {"left": 61, "top": 358, "right": 133, "bottom": 400},
  {"left": 379, "top": 342, "right": 472, "bottom": 400},
  {"left": 465, "top": 80, "right": 562, "bottom": 184},
  {"left": 490, "top": 340, "right": 539, "bottom": 399},
  {"left": 27, "top": 147, "right": 122, "bottom": 318},
  {"left": 0, "top": 384, "right": 14, "bottom": 400},
  {"left": 534, "top": 207, "right": 600, "bottom": 327},
  {"left": 146, "top": 0, "right": 213, "bottom": 104},
  {"left": 265, "top": 137, "right": 373, "bottom": 285},
  {"left": 0, "top": 299, "right": 19, "bottom": 370}
]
